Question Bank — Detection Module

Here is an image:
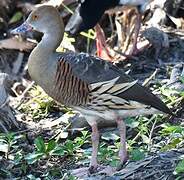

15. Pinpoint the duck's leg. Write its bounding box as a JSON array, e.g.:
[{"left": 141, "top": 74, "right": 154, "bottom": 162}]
[
  {"left": 97, "top": 118, "right": 128, "bottom": 175},
  {"left": 71, "top": 121, "right": 101, "bottom": 177},
  {"left": 88, "top": 122, "right": 100, "bottom": 172},
  {"left": 95, "top": 24, "right": 113, "bottom": 61},
  {"left": 116, "top": 118, "right": 128, "bottom": 165},
  {"left": 95, "top": 24, "right": 136, "bottom": 61}
]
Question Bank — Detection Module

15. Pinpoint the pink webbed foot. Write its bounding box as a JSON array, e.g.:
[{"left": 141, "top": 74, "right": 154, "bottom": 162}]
[
  {"left": 97, "top": 166, "right": 116, "bottom": 176},
  {"left": 96, "top": 160, "right": 128, "bottom": 176},
  {"left": 71, "top": 167, "right": 89, "bottom": 178},
  {"left": 71, "top": 164, "right": 106, "bottom": 178}
]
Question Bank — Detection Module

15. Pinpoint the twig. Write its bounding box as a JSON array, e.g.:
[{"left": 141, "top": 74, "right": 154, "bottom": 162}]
[
  {"left": 113, "top": 49, "right": 139, "bottom": 60},
  {"left": 132, "top": 131, "right": 141, "bottom": 143},
  {"left": 0, "top": 121, "right": 8, "bottom": 133},
  {"left": 108, "top": 15, "right": 115, "bottom": 36},
  {"left": 143, "top": 169, "right": 173, "bottom": 179},
  {"left": 142, "top": 171, "right": 158, "bottom": 179},
  {"left": 15, "top": 81, "right": 35, "bottom": 109},
  {"left": 124, "top": 22, "right": 135, "bottom": 52},
  {"left": 168, "top": 96, "right": 183, "bottom": 106},
  {"left": 0, "top": 37, "right": 35, "bottom": 51},
  {"left": 148, "top": 118, "right": 157, "bottom": 151},
  {"left": 142, "top": 69, "right": 158, "bottom": 87},
  {"left": 13, "top": 128, "right": 35, "bottom": 135}
]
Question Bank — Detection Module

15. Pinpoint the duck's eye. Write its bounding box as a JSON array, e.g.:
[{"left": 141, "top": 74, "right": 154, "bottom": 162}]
[{"left": 32, "top": 15, "right": 39, "bottom": 21}]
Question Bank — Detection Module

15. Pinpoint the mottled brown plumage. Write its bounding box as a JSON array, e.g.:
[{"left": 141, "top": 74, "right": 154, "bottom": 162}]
[{"left": 54, "top": 57, "right": 90, "bottom": 106}]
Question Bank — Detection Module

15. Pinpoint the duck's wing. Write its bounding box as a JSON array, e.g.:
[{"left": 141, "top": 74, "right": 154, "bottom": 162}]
[{"left": 55, "top": 52, "right": 172, "bottom": 115}]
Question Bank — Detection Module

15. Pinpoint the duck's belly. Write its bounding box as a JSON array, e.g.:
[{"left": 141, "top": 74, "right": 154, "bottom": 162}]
[{"left": 74, "top": 105, "right": 161, "bottom": 121}]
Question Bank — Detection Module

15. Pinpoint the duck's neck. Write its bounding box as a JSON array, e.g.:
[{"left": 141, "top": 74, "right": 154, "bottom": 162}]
[
  {"left": 38, "top": 34, "right": 60, "bottom": 53},
  {"left": 28, "top": 24, "right": 63, "bottom": 81}
]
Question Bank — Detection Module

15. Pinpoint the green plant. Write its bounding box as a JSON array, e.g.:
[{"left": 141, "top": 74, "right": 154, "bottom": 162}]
[
  {"left": 0, "top": 132, "right": 24, "bottom": 158},
  {"left": 74, "top": 130, "right": 90, "bottom": 148},
  {"left": 98, "top": 143, "right": 119, "bottom": 166},
  {"left": 25, "top": 137, "right": 64, "bottom": 164},
  {"left": 63, "top": 140, "right": 75, "bottom": 156},
  {"left": 159, "top": 124, "right": 184, "bottom": 151},
  {"left": 174, "top": 159, "right": 184, "bottom": 175},
  {"left": 130, "top": 148, "right": 145, "bottom": 161},
  {"left": 19, "top": 85, "right": 72, "bottom": 120},
  {"left": 9, "top": 11, "right": 23, "bottom": 24},
  {"left": 19, "top": 86, "right": 55, "bottom": 119},
  {"left": 80, "top": 29, "right": 96, "bottom": 53}
]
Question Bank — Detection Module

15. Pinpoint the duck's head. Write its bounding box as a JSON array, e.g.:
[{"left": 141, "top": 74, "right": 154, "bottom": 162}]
[{"left": 12, "top": 6, "right": 64, "bottom": 35}]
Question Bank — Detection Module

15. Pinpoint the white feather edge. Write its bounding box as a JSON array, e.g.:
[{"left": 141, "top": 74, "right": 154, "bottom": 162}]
[{"left": 90, "top": 76, "right": 138, "bottom": 95}]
